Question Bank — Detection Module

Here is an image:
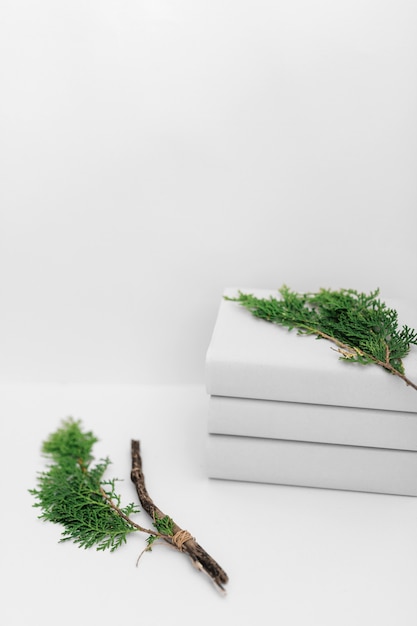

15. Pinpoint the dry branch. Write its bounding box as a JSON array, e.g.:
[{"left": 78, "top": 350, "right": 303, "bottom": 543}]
[{"left": 130, "top": 439, "right": 228, "bottom": 594}]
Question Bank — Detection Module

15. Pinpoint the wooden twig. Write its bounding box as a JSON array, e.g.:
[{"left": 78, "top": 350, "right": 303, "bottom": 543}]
[{"left": 130, "top": 440, "right": 228, "bottom": 594}]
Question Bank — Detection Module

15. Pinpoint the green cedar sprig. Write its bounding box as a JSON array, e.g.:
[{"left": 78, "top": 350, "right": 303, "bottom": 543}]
[
  {"left": 30, "top": 419, "right": 164, "bottom": 552},
  {"left": 226, "top": 286, "right": 417, "bottom": 390},
  {"left": 146, "top": 514, "right": 175, "bottom": 550}
]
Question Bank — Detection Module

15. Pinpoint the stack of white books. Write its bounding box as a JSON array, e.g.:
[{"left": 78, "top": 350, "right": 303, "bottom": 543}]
[{"left": 205, "top": 288, "right": 417, "bottom": 496}]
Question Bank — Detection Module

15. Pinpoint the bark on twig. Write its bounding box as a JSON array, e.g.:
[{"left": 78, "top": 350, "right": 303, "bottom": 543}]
[{"left": 130, "top": 439, "right": 228, "bottom": 594}]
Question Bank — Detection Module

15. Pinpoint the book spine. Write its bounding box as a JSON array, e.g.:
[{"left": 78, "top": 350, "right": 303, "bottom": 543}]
[
  {"left": 206, "top": 356, "right": 417, "bottom": 413},
  {"left": 208, "top": 395, "right": 417, "bottom": 450},
  {"left": 207, "top": 434, "right": 417, "bottom": 496}
]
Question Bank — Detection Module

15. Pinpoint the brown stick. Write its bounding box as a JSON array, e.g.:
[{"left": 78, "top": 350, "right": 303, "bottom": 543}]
[{"left": 130, "top": 439, "right": 228, "bottom": 594}]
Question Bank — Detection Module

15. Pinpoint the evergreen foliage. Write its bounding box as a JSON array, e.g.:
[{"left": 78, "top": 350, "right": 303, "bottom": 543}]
[
  {"left": 153, "top": 514, "right": 175, "bottom": 536},
  {"left": 30, "top": 419, "right": 150, "bottom": 551},
  {"left": 226, "top": 286, "right": 417, "bottom": 389},
  {"left": 146, "top": 514, "right": 175, "bottom": 549}
]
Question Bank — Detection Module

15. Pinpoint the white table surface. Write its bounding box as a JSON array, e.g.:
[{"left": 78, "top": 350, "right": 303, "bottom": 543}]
[{"left": 2, "top": 384, "right": 417, "bottom": 626}]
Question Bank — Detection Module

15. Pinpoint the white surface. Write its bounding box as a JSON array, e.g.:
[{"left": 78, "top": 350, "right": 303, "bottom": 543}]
[
  {"left": 2, "top": 384, "right": 417, "bottom": 625},
  {"left": 1, "top": 1, "right": 417, "bottom": 385},
  {"left": 206, "top": 289, "right": 417, "bottom": 412},
  {"left": 208, "top": 395, "right": 417, "bottom": 451},
  {"left": 207, "top": 433, "right": 417, "bottom": 496}
]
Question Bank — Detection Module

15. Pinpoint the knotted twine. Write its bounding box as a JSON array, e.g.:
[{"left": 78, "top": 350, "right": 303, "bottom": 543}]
[{"left": 171, "top": 529, "right": 194, "bottom": 551}]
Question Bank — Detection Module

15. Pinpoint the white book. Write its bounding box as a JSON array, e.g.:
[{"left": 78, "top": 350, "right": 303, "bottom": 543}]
[
  {"left": 208, "top": 395, "right": 417, "bottom": 451},
  {"left": 206, "top": 288, "right": 417, "bottom": 413},
  {"left": 207, "top": 434, "right": 417, "bottom": 496}
]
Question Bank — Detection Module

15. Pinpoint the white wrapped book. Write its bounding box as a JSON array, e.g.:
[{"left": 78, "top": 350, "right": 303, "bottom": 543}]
[
  {"left": 206, "top": 288, "right": 417, "bottom": 413},
  {"left": 207, "top": 434, "right": 417, "bottom": 496},
  {"left": 208, "top": 395, "right": 417, "bottom": 451}
]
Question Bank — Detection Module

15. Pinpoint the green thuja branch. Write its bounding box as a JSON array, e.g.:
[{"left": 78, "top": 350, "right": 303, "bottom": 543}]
[
  {"left": 29, "top": 419, "right": 160, "bottom": 551},
  {"left": 145, "top": 514, "right": 174, "bottom": 550},
  {"left": 226, "top": 286, "right": 417, "bottom": 391},
  {"left": 30, "top": 419, "right": 228, "bottom": 593}
]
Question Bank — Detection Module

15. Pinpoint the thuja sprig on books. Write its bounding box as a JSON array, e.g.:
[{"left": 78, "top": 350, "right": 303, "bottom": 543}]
[
  {"left": 225, "top": 286, "right": 417, "bottom": 391},
  {"left": 30, "top": 419, "right": 228, "bottom": 593}
]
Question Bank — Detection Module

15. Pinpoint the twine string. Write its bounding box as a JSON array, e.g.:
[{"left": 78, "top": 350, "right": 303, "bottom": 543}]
[{"left": 172, "top": 529, "right": 194, "bottom": 551}]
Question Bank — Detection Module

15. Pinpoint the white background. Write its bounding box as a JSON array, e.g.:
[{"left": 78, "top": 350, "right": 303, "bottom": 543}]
[
  {"left": 1, "top": 0, "right": 416, "bottom": 384},
  {"left": 1, "top": 4, "right": 417, "bottom": 624}
]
